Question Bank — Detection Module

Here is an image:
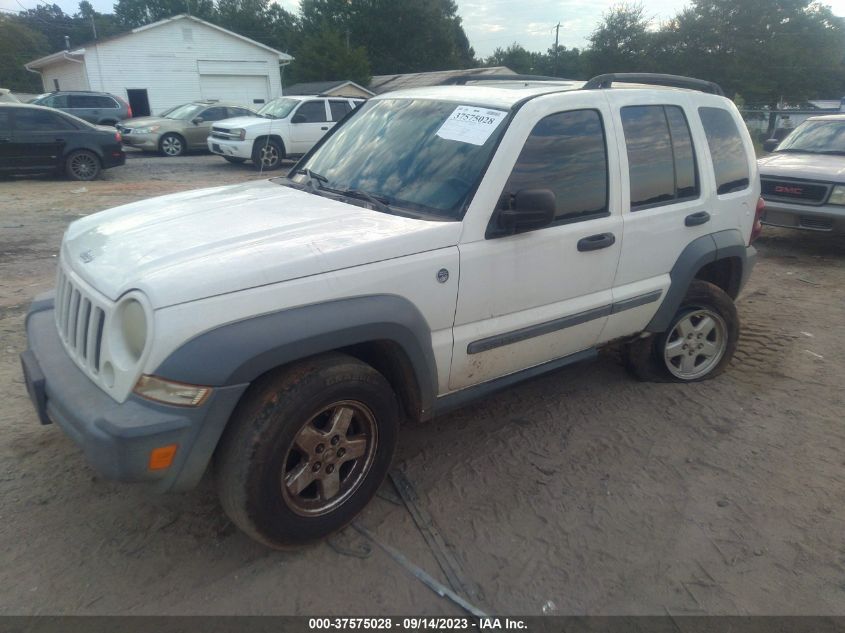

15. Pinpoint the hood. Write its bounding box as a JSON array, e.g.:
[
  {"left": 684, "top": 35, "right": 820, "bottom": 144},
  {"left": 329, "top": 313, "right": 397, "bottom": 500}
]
[
  {"left": 758, "top": 152, "right": 845, "bottom": 182},
  {"left": 214, "top": 115, "right": 274, "bottom": 129},
  {"left": 62, "top": 180, "right": 461, "bottom": 308},
  {"left": 120, "top": 116, "right": 168, "bottom": 127}
]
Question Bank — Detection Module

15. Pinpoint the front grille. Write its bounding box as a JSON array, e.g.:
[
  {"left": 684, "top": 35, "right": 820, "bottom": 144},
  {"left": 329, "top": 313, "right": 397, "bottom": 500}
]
[
  {"left": 55, "top": 266, "right": 107, "bottom": 374},
  {"left": 211, "top": 127, "right": 240, "bottom": 140},
  {"left": 799, "top": 216, "right": 834, "bottom": 231},
  {"left": 761, "top": 178, "right": 831, "bottom": 205}
]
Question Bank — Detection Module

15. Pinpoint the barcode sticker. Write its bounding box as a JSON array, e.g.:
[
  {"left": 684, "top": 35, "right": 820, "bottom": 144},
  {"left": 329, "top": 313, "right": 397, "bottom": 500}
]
[{"left": 435, "top": 105, "right": 508, "bottom": 146}]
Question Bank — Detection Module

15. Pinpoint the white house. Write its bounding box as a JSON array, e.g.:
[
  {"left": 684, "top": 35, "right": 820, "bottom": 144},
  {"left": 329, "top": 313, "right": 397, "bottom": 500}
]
[{"left": 24, "top": 14, "right": 293, "bottom": 116}]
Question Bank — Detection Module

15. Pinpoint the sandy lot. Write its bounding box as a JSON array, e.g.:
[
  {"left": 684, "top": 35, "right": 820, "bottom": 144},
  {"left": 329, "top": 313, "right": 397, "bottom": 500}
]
[{"left": 0, "top": 153, "right": 843, "bottom": 616}]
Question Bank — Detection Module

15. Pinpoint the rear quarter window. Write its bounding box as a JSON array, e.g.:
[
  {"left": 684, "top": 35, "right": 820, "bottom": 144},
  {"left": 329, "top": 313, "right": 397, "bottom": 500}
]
[{"left": 699, "top": 107, "right": 750, "bottom": 195}]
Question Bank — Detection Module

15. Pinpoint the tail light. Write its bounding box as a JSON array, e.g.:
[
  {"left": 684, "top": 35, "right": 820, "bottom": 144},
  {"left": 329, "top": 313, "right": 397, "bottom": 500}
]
[
  {"left": 750, "top": 196, "right": 765, "bottom": 244},
  {"left": 115, "top": 131, "right": 122, "bottom": 143},
  {"left": 118, "top": 96, "right": 132, "bottom": 119}
]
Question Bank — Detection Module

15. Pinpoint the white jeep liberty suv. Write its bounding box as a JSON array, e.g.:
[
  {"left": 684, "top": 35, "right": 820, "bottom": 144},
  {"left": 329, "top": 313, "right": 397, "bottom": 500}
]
[{"left": 21, "top": 73, "right": 763, "bottom": 548}]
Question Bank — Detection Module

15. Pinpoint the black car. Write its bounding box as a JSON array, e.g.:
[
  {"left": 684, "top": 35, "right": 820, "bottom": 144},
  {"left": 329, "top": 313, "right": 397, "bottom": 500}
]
[{"left": 0, "top": 103, "right": 125, "bottom": 181}]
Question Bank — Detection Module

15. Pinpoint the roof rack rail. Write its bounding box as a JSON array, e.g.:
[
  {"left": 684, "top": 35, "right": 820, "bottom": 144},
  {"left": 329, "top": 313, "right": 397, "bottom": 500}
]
[
  {"left": 582, "top": 73, "right": 725, "bottom": 97},
  {"left": 441, "top": 74, "right": 573, "bottom": 86}
]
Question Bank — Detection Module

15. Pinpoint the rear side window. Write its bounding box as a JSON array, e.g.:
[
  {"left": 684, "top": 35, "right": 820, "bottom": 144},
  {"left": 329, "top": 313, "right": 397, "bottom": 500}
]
[
  {"left": 329, "top": 100, "right": 352, "bottom": 121},
  {"left": 14, "top": 109, "right": 76, "bottom": 131},
  {"left": 699, "top": 107, "right": 750, "bottom": 194},
  {"left": 200, "top": 106, "right": 228, "bottom": 122},
  {"left": 295, "top": 101, "right": 328, "bottom": 123},
  {"left": 503, "top": 109, "right": 608, "bottom": 223},
  {"left": 621, "top": 105, "right": 700, "bottom": 209}
]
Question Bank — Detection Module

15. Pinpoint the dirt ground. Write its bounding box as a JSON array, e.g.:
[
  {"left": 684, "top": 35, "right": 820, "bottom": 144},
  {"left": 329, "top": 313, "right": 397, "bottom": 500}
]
[{"left": 0, "top": 152, "right": 843, "bottom": 616}]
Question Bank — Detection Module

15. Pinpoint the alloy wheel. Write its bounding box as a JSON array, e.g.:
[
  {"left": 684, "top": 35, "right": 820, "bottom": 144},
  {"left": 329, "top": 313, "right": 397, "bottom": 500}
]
[
  {"left": 663, "top": 308, "right": 728, "bottom": 380},
  {"left": 281, "top": 401, "right": 378, "bottom": 517}
]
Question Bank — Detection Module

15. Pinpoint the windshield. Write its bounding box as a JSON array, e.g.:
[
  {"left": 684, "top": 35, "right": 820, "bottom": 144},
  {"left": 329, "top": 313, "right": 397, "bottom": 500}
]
[
  {"left": 777, "top": 119, "right": 845, "bottom": 154},
  {"left": 291, "top": 98, "right": 511, "bottom": 220},
  {"left": 259, "top": 98, "right": 300, "bottom": 119},
  {"left": 166, "top": 103, "right": 205, "bottom": 120}
]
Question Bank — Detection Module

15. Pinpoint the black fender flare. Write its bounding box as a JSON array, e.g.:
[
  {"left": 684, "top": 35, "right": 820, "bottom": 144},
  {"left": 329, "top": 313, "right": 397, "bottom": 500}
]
[
  {"left": 153, "top": 294, "right": 439, "bottom": 414},
  {"left": 646, "top": 229, "right": 749, "bottom": 333}
]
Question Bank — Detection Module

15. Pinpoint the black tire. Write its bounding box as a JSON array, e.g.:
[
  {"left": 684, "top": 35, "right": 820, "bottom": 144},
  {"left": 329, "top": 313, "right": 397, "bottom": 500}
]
[
  {"left": 223, "top": 156, "right": 246, "bottom": 164},
  {"left": 65, "top": 150, "right": 101, "bottom": 181},
  {"left": 251, "top": 138, "right": 284, "bottom": 171},
  {"left": 214, "top": 352, "right": 399, "bottom": 548},
  {"left": 159, "top": 133, "right": 186, "bottom": 157},
  {"left": 626, "top": 280, "right": 739, "bottom": 382}
]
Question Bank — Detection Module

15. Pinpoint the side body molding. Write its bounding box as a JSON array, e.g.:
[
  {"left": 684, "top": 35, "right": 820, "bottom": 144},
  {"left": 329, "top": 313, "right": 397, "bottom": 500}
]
[
  {"left": 154, "top": 295, "right": 440, "bottom": 413},
  {"left": 646, "top": 229, "right": 749, "bottom": 333}
]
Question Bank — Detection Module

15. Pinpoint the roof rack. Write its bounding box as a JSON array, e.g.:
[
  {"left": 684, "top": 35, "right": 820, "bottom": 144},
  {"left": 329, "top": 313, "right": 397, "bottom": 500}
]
[
  {"left": 582, "top": 73, "right": 725, "bottom": 96},
  {"left": 441, "top": 74, "right": 573, "bottom": 86}
]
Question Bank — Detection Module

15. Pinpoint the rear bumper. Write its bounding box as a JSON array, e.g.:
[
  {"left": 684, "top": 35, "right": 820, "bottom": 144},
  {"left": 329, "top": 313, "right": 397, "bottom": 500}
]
[
  {"left": 102, "top": 149, "right": 126, "bottom": 169},
  {"left": 761, "top": 199, "right": 845, "bottom": 234},
  {"left": 22, "top": 295, "right": 247, "bottom": 492}
]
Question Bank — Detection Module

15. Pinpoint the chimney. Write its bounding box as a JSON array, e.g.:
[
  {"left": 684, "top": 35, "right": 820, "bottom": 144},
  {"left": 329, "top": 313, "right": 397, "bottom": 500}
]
[{"left": 64, "top": 35, "right": 70, "bottom": 50}]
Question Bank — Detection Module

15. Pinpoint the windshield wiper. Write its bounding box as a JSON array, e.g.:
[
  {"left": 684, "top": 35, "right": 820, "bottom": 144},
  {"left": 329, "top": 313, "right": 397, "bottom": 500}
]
[
  {"left": 290, "top": 168, "right": 329, "bottom": 189},
  {"left": 336, "top": 189, "right": 394, "bottom": 215}
]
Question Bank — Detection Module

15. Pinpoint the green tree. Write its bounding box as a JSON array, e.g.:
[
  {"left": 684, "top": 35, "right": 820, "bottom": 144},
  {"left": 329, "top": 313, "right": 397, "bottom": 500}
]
[
  {"left": 114, "top": 0, "right": 214, "bottom": 28},
  {"left": 287, "top": 29, "right": 370, "bottom": 85},
  {"left": 656, "top": 0, "right": 845, "bottom": 104},
  {"left": 0, "top": 16, "right": 49, "bottom": 91},
  {"left": 297, "top": 0, "right": 475, "bottom": 76},
  {"left": 585, "top": 3, "right": 653, "bottom": 75},
  {"left": 484, "top": 43, "right": 538, "bottom": 74}
]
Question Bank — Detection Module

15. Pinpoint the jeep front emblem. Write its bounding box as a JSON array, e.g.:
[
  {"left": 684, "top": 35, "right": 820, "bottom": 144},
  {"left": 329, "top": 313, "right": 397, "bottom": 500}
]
[{"left": 436, "top": 268, "right": 449, "bottom": 283}]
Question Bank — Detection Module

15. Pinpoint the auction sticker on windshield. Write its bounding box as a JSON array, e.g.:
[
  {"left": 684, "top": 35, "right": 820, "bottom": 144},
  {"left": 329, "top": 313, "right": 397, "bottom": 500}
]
[{"left": 435, "top": 105, "right": 508, "bottom": 146}]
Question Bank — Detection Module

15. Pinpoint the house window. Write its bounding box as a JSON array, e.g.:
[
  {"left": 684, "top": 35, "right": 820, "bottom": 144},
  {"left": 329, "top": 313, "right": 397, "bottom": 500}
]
[
  {"left": 182, "top": 27, "right": 193, "bottom": 42},
  {"left": 53, "top": 79, "right": 60, "bottom": 91}
]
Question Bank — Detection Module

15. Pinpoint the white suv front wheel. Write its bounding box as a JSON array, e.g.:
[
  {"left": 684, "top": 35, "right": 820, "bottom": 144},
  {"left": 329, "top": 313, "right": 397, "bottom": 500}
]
[{"left": 251, "top": 139, "right": 284, "bottom": 171}]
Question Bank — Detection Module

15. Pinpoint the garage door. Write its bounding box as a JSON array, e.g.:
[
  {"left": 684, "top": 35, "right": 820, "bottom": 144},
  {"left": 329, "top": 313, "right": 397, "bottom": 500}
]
[{"left": 199, "top": 75, "right": 269, "bottom": 107}]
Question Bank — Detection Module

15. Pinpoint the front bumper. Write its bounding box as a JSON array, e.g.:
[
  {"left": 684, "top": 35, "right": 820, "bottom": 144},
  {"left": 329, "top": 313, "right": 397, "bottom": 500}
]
[
  {"left": 21, "top": 295, "right": 247, "bottom": 492},
  {"left": 761, "top": 199, "right": 845, "bottom": 234},
  {"left": 208, "top": 137, "right": 253, "bottom": 159},
  {"left": 121, "top": 133, "right": 160, "bottom": 151}
]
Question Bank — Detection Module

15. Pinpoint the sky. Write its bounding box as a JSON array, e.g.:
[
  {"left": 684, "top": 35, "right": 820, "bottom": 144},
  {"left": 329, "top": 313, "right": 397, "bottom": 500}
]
[{"left": 3, "top": 0, "right": 845, "bottom": 58}]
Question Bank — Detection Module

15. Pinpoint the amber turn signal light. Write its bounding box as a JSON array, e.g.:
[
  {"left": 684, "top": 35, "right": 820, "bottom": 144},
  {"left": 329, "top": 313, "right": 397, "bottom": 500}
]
[{"left": 148, "top": 444, "right": 178, "bottom": 471}]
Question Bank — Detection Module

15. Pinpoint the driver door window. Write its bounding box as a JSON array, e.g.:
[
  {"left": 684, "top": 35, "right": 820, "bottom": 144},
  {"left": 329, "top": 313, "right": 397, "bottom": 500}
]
[{"left": 290, "top": 100, "right": 330, "bottom": 153}]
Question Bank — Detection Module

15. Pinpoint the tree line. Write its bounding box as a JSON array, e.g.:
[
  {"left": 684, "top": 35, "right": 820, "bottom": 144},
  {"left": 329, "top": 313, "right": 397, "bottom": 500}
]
[{"left": 1, "top": 0, "right": 843, "bottom": 107}]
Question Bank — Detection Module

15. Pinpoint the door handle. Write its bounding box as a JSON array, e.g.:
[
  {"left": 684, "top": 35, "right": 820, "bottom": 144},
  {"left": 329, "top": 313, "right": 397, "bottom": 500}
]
[
  {"left": 321, "top": 126, "right": 329, "bottom": 130},
  {"left": 577, "top": 232, "right": 616, "bottom": 252},
  {"left": 685, "top": 211, "right": 711, "bottom": 227}
]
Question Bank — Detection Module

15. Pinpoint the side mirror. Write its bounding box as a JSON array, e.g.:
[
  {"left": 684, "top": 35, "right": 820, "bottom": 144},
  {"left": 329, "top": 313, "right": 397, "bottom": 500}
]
[
  {"left": 498, "top": 189, "right": 556, "bottom": 233},
  {"left": 763, "top": 138, "right": 779, "bottom": 152},
  {"left": 291, "top": 113, "right": 306, "bottom": 124},
  {"left": 192, "top": 117, "right": 204, "bottom": 125}
]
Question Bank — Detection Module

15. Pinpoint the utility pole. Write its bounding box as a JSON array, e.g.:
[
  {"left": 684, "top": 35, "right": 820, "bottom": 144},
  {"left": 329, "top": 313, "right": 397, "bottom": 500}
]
[
  {"left": 553, "top": 22, "right": 561, "bottom": 77},
  {"left": 90, "top": 14, "right": 97, "bottom": 40}
]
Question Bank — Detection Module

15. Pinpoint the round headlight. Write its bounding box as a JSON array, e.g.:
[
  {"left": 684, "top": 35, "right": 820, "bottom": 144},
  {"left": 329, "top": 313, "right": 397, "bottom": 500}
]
[{"left": 112, "top": 297, "right": 148, "bottom": 366}]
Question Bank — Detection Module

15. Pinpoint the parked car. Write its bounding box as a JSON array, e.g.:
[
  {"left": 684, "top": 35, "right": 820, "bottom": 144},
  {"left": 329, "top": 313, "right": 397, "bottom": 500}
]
[
  {"left": 0, "top": 88, "right": 20, "bottom": 103},
  {"left": 30, "top": 91, "right": 131, "bottom": 126},
  {"left": 117, "top": 101, "right": 258, "bottom": 157},
  {"left": 208, "top": 95, "right": 364, "bottom": 170},
  {"left": 759, "top": 114, "right": 845, "bottom": 234},
  {"left": 0, "top": 103, "right": 125, "bottom": 180},
  {"left": 20, "top": 73, "right": 761, "bottom": 548}
]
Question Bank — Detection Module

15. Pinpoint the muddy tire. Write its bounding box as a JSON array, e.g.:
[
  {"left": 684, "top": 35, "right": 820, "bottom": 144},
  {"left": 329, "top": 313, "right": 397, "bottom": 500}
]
[
  {"left": 626, "top": 280, "right": 739, "bottom": 382},
  {"left": 214, "top": 353, "right": 399, "bottom": 548}
]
